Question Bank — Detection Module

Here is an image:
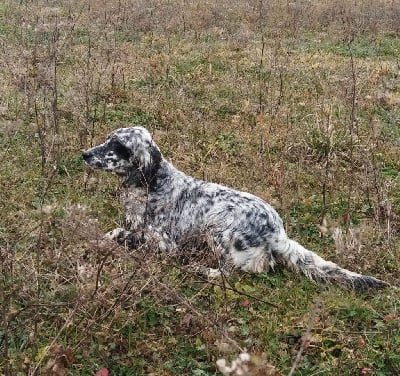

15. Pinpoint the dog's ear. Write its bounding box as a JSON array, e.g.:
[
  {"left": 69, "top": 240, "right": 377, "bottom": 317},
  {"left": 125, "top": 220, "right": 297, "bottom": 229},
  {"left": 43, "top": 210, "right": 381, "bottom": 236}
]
[
  {"left": 114, "top": 131, "right": 162, "bottom": 184},
  {"left": 141, "top": 142, "right": 162, "bottom": 178}
]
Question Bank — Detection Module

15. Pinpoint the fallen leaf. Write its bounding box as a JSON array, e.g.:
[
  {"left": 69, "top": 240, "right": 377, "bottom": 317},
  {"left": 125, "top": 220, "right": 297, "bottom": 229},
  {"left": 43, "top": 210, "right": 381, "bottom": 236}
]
[
  {"left": 95, "top": 369, "right": 109, "bottom": 376},
  {"left": 357, "top": 338, "right": 365, "bottom": 347},
  {"left": 383, "top": 312, "right": 397, "bottom": 322},
  {"left": 43, "top": 344, "right": 74, "bottom": 376},
  {"left": 361, "top": 368, "right": 372, "bottom": 374}
]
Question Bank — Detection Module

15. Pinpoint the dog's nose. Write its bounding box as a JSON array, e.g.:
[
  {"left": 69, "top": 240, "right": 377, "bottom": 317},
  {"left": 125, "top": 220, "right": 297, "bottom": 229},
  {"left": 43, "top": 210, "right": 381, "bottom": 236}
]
[{"left": 82, "top": 150, "right": 92, "bottom": 161}]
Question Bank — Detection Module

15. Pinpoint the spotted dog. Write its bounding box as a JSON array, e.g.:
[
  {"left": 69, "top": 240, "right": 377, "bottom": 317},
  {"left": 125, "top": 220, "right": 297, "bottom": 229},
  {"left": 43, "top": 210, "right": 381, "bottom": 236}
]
[{"left": 82, "top": 126, "right": 386, "bottom": 290}]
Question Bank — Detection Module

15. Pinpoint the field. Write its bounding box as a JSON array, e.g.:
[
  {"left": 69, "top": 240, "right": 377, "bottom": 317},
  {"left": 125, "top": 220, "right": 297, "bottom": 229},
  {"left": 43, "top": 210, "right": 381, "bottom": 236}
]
[{"left": 1, "top": 0, "right": 400, "bottom": 374}]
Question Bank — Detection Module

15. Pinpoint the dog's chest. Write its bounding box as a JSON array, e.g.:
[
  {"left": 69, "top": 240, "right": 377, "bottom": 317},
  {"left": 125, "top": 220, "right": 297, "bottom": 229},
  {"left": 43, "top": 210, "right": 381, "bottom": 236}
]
[{"left": 121, "top": 188, "right": 148, "bottom": 230}]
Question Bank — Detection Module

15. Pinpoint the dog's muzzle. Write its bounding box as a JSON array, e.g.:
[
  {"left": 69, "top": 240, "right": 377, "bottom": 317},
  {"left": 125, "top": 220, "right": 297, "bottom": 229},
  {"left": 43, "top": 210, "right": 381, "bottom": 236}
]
[{"left": 82, "top": 149, "right": 103, "bottom": 168}]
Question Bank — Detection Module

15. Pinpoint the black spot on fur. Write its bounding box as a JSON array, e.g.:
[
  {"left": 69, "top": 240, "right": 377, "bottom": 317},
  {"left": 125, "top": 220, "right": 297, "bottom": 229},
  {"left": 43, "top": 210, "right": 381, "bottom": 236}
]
[
  {"left": 234, "top": 238, "right": 246, "bottom": 251},
  {"left": 111, "top": 139, "right": 131, "bottom": 160}
]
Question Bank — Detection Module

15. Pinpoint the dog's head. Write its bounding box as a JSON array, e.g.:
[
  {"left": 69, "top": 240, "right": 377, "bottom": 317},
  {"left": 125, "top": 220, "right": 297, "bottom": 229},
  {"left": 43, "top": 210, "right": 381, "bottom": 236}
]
[{"left": 82, "top": 126, "right": 162, "bottom": 186}]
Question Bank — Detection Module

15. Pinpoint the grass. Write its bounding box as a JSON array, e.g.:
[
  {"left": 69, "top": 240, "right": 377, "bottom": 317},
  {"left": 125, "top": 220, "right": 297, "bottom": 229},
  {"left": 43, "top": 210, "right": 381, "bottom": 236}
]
[
  {"left": 294, "top": 35, "right": 400, "bottom": 58},
  {"left": 1, "top": 0, "right": 400, "bottom": 375}
]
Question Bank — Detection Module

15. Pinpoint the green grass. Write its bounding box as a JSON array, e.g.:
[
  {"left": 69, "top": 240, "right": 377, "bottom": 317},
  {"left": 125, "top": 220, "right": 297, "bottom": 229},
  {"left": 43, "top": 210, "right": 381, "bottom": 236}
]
[{"left": 294, "top": 35, "right": 400, "bottom": 59}]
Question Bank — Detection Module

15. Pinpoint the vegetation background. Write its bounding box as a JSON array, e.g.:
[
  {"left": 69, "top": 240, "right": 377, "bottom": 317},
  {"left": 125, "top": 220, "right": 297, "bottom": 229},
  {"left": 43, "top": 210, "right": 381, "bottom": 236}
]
[{"left": 1, "top": 0, "right": 400, "bottom": 374}]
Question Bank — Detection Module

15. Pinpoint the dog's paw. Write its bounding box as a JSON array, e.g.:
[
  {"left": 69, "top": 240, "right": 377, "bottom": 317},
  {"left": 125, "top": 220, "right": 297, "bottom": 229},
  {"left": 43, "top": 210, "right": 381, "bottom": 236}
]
[
  {"left": 193, "top": 267, "right": 223, "bottom": 279},
  {"left": 105, "top": 227, "right": 127, "bottom": 241},
  {"left": 206, "top": 268, "right": 223, "bottom": 278}
]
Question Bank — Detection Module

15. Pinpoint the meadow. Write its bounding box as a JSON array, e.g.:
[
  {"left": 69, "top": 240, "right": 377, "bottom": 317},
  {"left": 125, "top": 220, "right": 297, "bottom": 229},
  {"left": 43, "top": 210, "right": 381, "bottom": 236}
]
[{"left": 1, "top": 0, "right": 400, "bottom": 374}]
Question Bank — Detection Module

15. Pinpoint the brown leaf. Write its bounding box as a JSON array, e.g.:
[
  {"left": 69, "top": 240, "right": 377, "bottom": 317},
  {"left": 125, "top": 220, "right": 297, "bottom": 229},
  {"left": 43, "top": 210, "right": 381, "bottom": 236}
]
[{"left": 43, "top": 344, "right": 74, "bottom": 376}]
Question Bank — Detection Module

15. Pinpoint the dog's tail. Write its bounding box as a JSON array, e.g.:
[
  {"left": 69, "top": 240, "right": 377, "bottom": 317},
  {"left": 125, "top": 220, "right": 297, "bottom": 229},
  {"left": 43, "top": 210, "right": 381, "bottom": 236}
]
[{"left": 274, "top": 235, "right": 386, "bottom": 290}]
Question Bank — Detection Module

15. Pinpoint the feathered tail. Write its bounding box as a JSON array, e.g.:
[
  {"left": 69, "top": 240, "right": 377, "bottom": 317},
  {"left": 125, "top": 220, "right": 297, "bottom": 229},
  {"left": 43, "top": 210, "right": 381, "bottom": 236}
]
[{"left": 275, "top": 237, "right": 387, "bottom": 290}]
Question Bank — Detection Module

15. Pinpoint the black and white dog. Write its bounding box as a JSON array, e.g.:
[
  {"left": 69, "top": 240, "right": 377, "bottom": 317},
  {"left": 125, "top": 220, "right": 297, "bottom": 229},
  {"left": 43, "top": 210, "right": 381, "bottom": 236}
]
[{"left": 83, "top": 126, "right": 386, "bottom": 290}]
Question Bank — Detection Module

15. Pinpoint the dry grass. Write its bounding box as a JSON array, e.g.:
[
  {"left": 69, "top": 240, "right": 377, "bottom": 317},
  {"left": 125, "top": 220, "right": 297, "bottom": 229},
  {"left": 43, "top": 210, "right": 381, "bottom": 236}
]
[{"left": 1, "top": 0, "right": 400, "bottom": 374}]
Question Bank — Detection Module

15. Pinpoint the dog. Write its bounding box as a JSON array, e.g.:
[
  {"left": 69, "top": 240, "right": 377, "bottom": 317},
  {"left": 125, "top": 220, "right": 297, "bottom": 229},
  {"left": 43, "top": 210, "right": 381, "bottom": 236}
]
[{"left": 82, "top": 126, "right": 386, "bottom": 290}]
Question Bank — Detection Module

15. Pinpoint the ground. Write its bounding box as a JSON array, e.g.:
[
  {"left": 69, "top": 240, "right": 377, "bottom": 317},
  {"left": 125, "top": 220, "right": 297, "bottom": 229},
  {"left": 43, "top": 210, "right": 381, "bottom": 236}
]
[{"left": 1, "top": 0, "right": 400, "bottom": 375}]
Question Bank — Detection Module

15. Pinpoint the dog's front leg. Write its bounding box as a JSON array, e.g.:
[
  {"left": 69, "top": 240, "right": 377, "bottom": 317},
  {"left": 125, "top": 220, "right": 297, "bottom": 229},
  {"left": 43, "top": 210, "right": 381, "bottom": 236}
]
[
  {"left": 106, "top": 225, "right": 176, "bottom": 251},
  {"left": 134, "top": 226, "right": 176, "bottom": 251}
]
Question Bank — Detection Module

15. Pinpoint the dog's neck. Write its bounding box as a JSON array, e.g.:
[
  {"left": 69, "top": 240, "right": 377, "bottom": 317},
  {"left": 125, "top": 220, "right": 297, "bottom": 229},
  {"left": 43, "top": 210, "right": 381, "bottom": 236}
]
[{"left": 121, "top": 158, "right": 170, "bottom": 191}]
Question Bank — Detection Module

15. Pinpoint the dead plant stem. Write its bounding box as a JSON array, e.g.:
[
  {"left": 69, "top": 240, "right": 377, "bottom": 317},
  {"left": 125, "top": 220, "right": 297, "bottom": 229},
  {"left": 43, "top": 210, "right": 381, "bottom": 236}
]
[{"left": 288, "top": 298, "right": 321, "bottom": 376}]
